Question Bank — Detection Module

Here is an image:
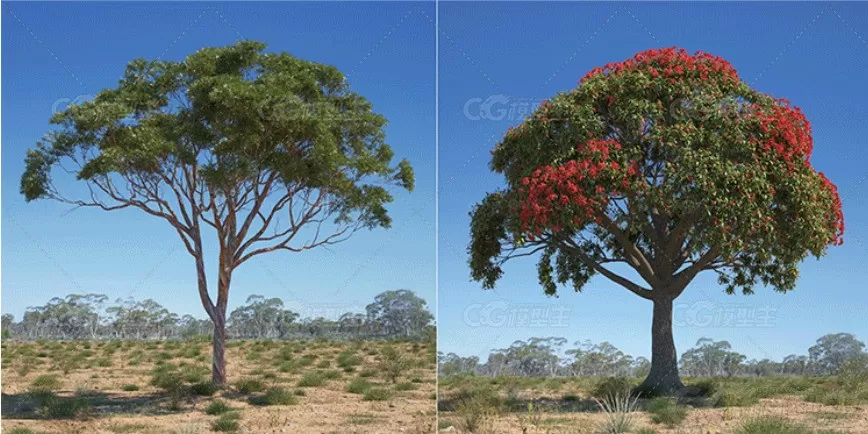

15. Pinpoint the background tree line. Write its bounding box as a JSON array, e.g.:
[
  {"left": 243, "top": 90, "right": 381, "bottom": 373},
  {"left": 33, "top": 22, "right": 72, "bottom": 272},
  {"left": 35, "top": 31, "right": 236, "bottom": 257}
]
[
  {"left": 1, "top": 289, "right": 433, "bottom": 342},
  {"left": 439, "top": 333, "right": 867, "bottom": 378}
]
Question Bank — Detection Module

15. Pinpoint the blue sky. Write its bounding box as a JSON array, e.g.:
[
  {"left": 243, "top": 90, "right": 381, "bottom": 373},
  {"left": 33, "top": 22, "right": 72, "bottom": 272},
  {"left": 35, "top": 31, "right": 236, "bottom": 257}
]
[
  {"left": 438, "top": 2, "right": 868, "bottom": 362},
  {"left": 2, "top": 2, "right": 435, "bottom": 320},
  {"left": 3, "top": 1, "right": 868, "bottom": 364}
]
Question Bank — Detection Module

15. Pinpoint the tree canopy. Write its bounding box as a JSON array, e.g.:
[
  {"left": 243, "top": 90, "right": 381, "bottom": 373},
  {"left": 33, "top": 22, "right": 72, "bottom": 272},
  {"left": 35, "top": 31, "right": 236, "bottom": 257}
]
[
  {"left": 22, "top": 40, "right": 414, "bottom": 266},
  {"left": 470, "top": 47, "right": 843, "bottom": 298}
]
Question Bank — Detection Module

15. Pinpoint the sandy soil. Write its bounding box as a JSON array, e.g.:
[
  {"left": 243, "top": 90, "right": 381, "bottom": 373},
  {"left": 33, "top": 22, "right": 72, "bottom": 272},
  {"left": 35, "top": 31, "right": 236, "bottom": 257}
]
[
  {"left": 439, "top": 395, "right": 868, "bottom": 433},
  {"left": 2, "top": 340, "right": 436, "bottom": 434}
]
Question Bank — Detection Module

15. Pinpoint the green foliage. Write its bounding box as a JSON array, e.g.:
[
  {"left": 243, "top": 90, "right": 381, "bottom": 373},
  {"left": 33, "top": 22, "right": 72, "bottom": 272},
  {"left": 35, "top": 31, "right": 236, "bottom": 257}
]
[
  {"left": 365, "top": 290, "right": 434, "bottom": 338},
  {"left": 6, "top": 428, "right": 40, "bottom": 434},
  {"left": 804, "top": 382, "right": 868, "bottom": 406},
  {"left": 121, "top": 384, "right": 140, "bottom": 392},
  {"left": 191, "top": 380, "right": 219, "bottom": 396},
  {"left": 346, "top": 378, "right": 373, "bottom": 394},
  {"left": 28, "top": 389, "right": 93, "bottom": 420},
  {"left": 337, "top": 351, "right": 363, "bottom": 368},
  {"left": 469, "top": 47, "right": 843, "bottom": 301},
  {"left": 688, "top": 378, "right": 718, "bottom": 396},
  {"left": 711, "top": 388, "right": 760, "bottom": 407},
  {"left": 149, "top": 364, "right": 185, "bottom": 394},
  {"left": 837, "top": 354, "right": 868, "bottom": 389},
  {"left": 31, "top": 375, "right": 62, "bottom": 391},
  {"left": 362, "top": 387, "right": 394, "bottom": 401},
  {"left": 734, "top": 417, "right": 813, "bottom": 434},
  {"left": 591, "top": 377, "right": 635, "bottom": 399},
  {"left": 646, "top": 397, "right": 687, "bottom": 427},
  {"left": 395, "top": 382, "right": 417, "bottom": 391},
  {"left": 211, "top": 412, "right": 241, "bottom": 432},
  {"left": 21, "top": 40, "right": 414, "bottom": 241},
  {"left": 297, "top": 372, "right": 328, "bottom": 387},
  {"left": 450, "top": 384, "right": 503, "bottom": 433},
  {"left": 379, "top": 346, "right": 409, "bottom": 383},
  {"left": 205, "top": 399, "right": 232, "bottom": 415},
  {"left": 249, "top": 387, "right": 297, "bottom": 406},
  {"left": 233, "top": 378, "right": 265, "bottom": 394},
  {"left": 321, "top": 370, "right": 341, "bottom": 380}
]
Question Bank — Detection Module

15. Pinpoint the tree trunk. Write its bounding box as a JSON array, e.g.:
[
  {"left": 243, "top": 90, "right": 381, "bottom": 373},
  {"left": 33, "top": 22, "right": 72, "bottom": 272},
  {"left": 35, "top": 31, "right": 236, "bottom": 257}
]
[
  {"left": 212, "top": 314, "right": 227, "bottom": 385},
  {"left": 640, "top": 296, "right": 684, "bottom": 395}
]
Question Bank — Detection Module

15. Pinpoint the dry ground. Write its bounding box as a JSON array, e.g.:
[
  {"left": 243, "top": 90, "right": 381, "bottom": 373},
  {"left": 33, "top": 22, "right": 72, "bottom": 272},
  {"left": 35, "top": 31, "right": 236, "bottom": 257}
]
[
  {"left": 1, "top": 339, "right": 436, "bottom": 434},
  {"left": 437, "top": 375, "right": 868, "bottom": 433}
]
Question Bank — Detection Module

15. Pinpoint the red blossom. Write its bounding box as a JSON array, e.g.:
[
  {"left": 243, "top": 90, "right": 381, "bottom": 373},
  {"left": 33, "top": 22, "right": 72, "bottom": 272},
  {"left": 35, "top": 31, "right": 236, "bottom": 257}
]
[
  {"left": 818, "top": 172, "right": 845, "bottom": 246},
  {"left": 751, "top": 102, "right": 813, "bottom": 163},
  {"left": 579, "top": 47, "right": 740, "bottom": 87},
  {"left": 518, "top": 138, "right": 642, "bottom": 234}
]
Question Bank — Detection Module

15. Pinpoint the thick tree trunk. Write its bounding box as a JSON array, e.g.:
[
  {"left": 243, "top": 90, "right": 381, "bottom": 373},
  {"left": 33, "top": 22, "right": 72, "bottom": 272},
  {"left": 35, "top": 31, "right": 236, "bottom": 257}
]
[
  {"left": 212, "top": 314, "right": 227, "bottom": 385},
  {"left": 639, "top": 296, "right": 684, "bottom": 395}
]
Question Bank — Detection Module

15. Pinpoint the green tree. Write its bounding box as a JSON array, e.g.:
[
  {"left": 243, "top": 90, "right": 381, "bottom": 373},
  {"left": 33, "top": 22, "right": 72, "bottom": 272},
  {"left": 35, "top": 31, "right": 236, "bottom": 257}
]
[
  {"left": 1, "top": 314, "right": 14, "bottom": 339},
  {"left": 365, "top": 290, "right": 433, "bottom": 338},
  {"left": 227, "top": 295, "right": 298, "bottom": 339},
  {"left": 679, "top": 338, "right": 746, "bottom": 377},
  {"left": 20, "top": 41, "right": 414, "bottom": 384},
  {"left": 468, "top": 47, "right": 843, "bottom": 394},
  {"left": 808, "top": 333, "right": 866, "bottom": 375}
]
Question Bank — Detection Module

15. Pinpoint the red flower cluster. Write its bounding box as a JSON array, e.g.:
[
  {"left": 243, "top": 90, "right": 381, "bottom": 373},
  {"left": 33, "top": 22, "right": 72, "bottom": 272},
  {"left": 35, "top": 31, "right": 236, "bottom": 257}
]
[
  {"left": 518, "top": 138, "right": 639, "bottom": 236},
  {"left": 580, "top": 47, "right": 740, "bottom": 86},
  {"left": 752, "top": 101, "right": 813, "bottom": 165},
  {"left": 818, "top": 172, "right": 845, "bottom": 246}
]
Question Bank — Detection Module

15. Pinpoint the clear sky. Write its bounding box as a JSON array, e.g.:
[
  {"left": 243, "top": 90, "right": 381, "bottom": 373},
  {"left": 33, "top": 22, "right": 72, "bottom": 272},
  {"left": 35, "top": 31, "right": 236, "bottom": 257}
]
[
  {"left": 438, "top": 2, "right": 868, "bottom": 362},
  {"left": 1, "top": 2, "right": 435, "bottom": 320}
]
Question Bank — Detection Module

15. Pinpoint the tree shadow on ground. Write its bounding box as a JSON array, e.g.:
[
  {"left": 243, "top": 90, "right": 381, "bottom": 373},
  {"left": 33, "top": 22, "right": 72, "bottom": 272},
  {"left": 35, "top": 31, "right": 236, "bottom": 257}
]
[{"left": 1, "top": 390, "right": 192, "bottom": 420}]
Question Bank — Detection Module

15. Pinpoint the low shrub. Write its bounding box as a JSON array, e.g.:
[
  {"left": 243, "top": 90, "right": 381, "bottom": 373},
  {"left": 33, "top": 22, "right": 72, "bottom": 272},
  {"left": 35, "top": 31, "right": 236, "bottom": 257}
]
[
  {"left": 31, "top": 375, "right": 62, "bottom": 391},
  {"left": 362, "top": 387, "right": 394, "bottom": 401},
  {"left": 337, "top": 351, "right": 363, "bottom": 368},
  {"left": 591, "top": 377, "right": 634, "bottom": 400},
  {"left": 395, "top": 382, "right": 417, "bottom": 391},
  {"left": 451, "top": 385, "right": 502, "bottom": 434},
  {"left": 211, "top": 412, "right": 241, "bottom": 432},
  {"left": 250, "top": 387, "right": 297, "bottom": 406},
  {"left": 297, "top": 372, "right": 327, "bottom": 388},
  {"left": 191, "top": 381, "right": 219, "bottom": 396},
  {"left": 346, "top": 378, "right": 373, "bottom": 394},
  {"left": 594, "top": 393, "right": 639, "bottom": 434},
  {"left": 379, "top": 346, "right": 408, "bottom": 384},
  {"left": 711, "top": 388, "right": 760, "bottom": 407},
  {"left": 234, "top": 378, "right": 265, "bottom": 394},
  {"left": 646, "top": 397, "right": 687, "bottom": 427},
  {"left": 735, "top": 417, "right": 810, "bottom": 434},
  {"left": 205, "top": 399, "right": 232, "bottom": 415}
]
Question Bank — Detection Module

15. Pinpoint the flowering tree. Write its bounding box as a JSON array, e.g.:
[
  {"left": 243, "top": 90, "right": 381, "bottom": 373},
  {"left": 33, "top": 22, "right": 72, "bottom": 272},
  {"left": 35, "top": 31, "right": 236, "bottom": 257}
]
[
  {"left": 20, "top": 41, "right": 414, "bottom": 384},
  {"left": 469, "top": 47, "right": 843, "bottom": 394}
]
